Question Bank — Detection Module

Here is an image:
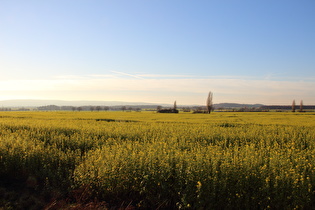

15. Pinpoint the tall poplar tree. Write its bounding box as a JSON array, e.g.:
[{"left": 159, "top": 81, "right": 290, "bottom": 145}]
[
  {"left": 206, "top": 91, "right": 213, "bottom": 114},
  {"left": 292, "top": 100, "right": 296, "bottom": 112}
]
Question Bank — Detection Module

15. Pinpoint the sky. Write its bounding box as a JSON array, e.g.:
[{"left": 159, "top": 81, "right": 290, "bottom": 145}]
[{"left": 0, "top": 0, "right": 314, "bottom": 105}]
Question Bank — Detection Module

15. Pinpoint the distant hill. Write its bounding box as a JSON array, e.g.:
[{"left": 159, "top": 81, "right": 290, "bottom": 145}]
[
  {"left": 1, "top": 100, "right": 313, "bottom": 111},
  {"left": 0, "top": 99, "right": 165, "bottom": 107},
  {"left": 0, "top": 99, "right": 265, "bottom": 109},
  {"left": 214, "top": 103, "right": 264, "bottom": 109},
  {"left": 261, "top": 105, "right": 315, "bottom": 110}
]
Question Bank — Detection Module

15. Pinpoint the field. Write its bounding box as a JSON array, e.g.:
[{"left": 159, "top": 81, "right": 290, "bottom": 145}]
[{"left": 0, "top": 111, "right": 315, "bottom": 209}]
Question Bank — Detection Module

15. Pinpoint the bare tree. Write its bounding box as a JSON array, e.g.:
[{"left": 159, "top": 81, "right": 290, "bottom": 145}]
[
  {"left": 292, "top": 100, "right": 296, "bottom": 112},
  {"left": 300, "top": 100, "right": 303, "bottom": 112},
  {"left": 206, "top": 91, "right": 213, "bottom": 114}
]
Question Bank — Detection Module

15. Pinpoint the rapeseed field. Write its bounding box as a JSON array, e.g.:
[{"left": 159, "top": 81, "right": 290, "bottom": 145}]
[{"left": 0, "top": 111, "right": 314, "bottom": 209}]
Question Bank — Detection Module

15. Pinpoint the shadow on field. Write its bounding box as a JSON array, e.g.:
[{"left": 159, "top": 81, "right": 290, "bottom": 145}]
[{"left": 95, "top": 119, "right": 139, "bottom": 123}]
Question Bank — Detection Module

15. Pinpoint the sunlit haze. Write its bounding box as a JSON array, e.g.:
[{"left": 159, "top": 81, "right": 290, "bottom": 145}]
[{"left": 1, "top": 1, "right": 314, "bottom": 105}]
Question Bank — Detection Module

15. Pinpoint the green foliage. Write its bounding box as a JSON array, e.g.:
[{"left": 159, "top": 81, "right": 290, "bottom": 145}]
[{"left": 0, "top": 111, "right": 315, "bottom": 209}]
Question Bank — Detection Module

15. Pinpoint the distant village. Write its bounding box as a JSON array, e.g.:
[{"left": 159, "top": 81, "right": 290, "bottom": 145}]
[{"left": 1, "top": 103, "right": 314, "bottom": 112}]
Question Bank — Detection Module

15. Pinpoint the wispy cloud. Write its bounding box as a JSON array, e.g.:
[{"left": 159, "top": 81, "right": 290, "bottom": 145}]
[
  {"left": 137, "top": 74, "right": 196, "bottom": 78},
  {"left": 111, "top": 71, "right": 144, "bottom": 79}
]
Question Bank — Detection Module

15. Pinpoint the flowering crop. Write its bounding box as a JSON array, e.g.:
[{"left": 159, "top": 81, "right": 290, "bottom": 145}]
[{"left": 0, "top": 111, "right": 314, "bottom": 209}]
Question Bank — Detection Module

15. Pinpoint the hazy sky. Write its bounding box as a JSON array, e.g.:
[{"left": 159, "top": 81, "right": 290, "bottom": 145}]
[{"left": 1, "top": 0, "right": 314, "bottom": 105}]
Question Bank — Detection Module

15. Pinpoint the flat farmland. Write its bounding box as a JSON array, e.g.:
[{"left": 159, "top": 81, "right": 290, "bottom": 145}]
[{"left": 1, "top": 111, "right": 315, "bottom": 209}]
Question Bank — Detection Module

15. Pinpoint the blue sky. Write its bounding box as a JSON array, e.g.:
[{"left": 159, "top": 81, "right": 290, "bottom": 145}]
[{"left": 1, "top": 0, "right": 314, "bottom": 105}]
